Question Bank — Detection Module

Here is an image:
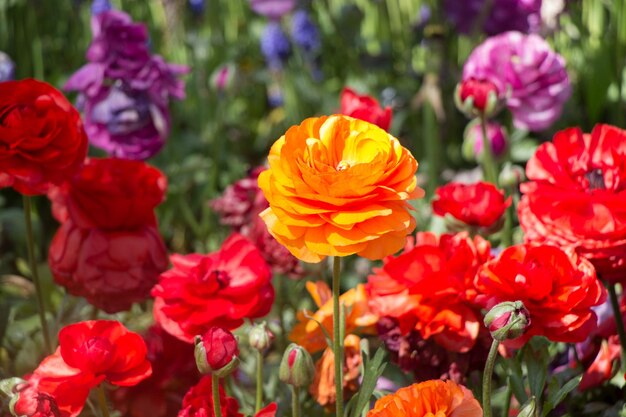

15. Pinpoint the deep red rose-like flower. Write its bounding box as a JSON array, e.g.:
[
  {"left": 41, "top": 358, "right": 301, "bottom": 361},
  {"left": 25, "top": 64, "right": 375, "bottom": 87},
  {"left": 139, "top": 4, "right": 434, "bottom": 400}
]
[
  {"left": 47, "top": 158, "right": 168, "bottom": 313},
  {"left": 152, "top": 233, "right": 274, "bottom": 342},
  {"left": 10, "top": 381, "right": 62, "bottom": 417},
  {"left": 340, "top": 87, "right": 392, "bottom": 131},
  {"left": 432, "top": 182, "right": 511, "bottom": 230},
  {"left": 0, "top": 79, "right": 88, "bottom": 195},
  {"left": 519, "top": 124, "right": 626, "bottom": 283},
  {"left": 110, "top": 326, "right": 200, "bottom": 417},
  {"left": 367, "top": 232, "right": 491, "bottom": 353},
  {"left": 475, "top": 244, "right": 606, "bottom": 345},
  {"left": 196, "top": 327, "right": 239, "bottom": 374},
  {"left": 177, "top": 376, "right": 243, "bottom": 417},
  {"left": 49, "top": 221, "right": 168, "bottom": 313}
]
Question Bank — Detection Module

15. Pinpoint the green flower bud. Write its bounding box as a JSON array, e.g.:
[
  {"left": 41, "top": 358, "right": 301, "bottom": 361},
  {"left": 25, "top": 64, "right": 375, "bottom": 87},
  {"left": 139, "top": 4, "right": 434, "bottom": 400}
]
[
  {"left": 484, "top": 300, "right": 531, "bottom": 342},
  {"left": 249, "top": 322, "right": 274, "bottom": 353},
  {"left": 279, "top": 343, "right": 314, "bottom": 388},
  {"left": 499, "top": 162, "right": 525, "bottom": 188}
]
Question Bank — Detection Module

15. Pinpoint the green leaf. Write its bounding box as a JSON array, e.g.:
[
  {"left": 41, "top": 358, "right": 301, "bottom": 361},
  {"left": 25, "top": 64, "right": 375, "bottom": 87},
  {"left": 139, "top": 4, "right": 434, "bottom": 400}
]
[
  {"left": 349, "top": 348, "right": 387, "bottom": 417},
  {"left": 504, "top": 353, "right": 528, "bottom": 405},
  {"left": 524, "top": 338, "right": 549, "bottom": 403},
  {"left": 542, "top": 375, "right": 582, "bottom": 417}
]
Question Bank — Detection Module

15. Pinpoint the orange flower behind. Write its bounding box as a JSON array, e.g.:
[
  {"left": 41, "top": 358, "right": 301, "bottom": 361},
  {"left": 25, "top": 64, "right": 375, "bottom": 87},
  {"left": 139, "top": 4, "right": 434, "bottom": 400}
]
[
  {"left": 258, "top": 115, "right": 423, "bottom": 263},
  {"left": 367, "top": 380, "right": 482, "bottom": 417},
  {"left": 290, "top": 281, "right": 378, "bottom": 353}
]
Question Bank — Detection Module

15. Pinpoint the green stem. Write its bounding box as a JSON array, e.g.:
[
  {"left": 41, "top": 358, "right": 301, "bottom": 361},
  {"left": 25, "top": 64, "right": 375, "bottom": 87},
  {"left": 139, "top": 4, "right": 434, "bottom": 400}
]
[
  {"left": 291, "top": 386, "right": 301, "bottom": 417},
  {"left": 255, "top": 350, "right": 263, "bottom": 413},
  {"left": 96, "top": 385, "right": 110, "bottom": 417},
  {"left": 212, "top": 375, "right": 222, "bottom": 417},
  {"left": 502, "top": 187, "right": 514, "bottom": 247},
  {"left": 482, "top": 339, "right": 500, "bottom": 417},
  {"left": 502, "top": 380, "right": 513, "bottom": 417},
  {"left": 332, "top": 257, "right": 344, "bottom": 417},
  {"left": 607, "top": 283, "right": 626, "bottom": 373},
  {"left": 23, "top": 196, "right": 52, "bottom": 354},
  {"left": 479, "top": 115, "right": 499, "bottom": 185}
]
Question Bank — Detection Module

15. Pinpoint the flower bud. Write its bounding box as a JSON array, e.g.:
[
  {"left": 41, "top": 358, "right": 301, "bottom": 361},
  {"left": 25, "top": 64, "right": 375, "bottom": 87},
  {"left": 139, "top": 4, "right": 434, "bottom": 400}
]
[
  {"left": 462, "top": 119, "right": 508, "bottom": 162},
  {"left": 210, "top": 64, "right": 236, "bottom": 94},
  {"left": 279, "top": 343, "right": 314, "bottom": 387},
  {"left": 0, "top": 378, "right": 61, "bottom": 417},
  {"left": 249, "top": 322, "right": 275, "bottom": 353},
  {"left": 194, "top": 327, "right": 239, "bottom": 377},
  {"left": 499, "top": 162, "right": 525, "bottom": 188},
  {"left": 484, "top": 300, "right": 531, "bottom": 341},
  {"left": 455, "top": 78, "right": 502, "bottom": 118}
]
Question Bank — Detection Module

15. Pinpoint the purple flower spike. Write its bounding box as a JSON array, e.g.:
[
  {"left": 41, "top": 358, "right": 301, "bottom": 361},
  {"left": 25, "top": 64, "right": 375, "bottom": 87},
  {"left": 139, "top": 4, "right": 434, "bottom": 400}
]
[
  {"left": 249, "top": 0, "right": 296, "bottom": 20},
  {"left": 66, "top": 9, "right": 188, "bottom": 160},
  {"left": 260, "top": 21, "right": 291, "bottom": 70},
  {"left": 463, "top": 31, "right": 571, "bottom": 131},
  {"left": 291, "top": 10, "right": 320, "bottom": 54},
  {"left": 0, "top": 51, "right": 14, "bottom": 81}
]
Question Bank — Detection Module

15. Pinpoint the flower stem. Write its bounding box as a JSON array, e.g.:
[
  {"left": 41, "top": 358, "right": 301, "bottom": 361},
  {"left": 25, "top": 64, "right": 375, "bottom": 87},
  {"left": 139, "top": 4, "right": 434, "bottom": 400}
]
[
  {"left": 482, "top": 339, "right": 500, "bottom": 417},
  {"left": 255, "top": 350, "right": 263, "bottom": 413},
  {"left": 607, "top": 283, "right": 626, "bottom": 373},
  {"left": 479, "top": 115, "right": 499, "bottom": 185},
  {"left": 332, "top": 256, "right": 344, "bottom": 417},
  {"left": 212, "top": 374, "right": 222, "bottom": 417},
  {"left": 291, "top": 386, "right": 301, "bottom": 417},
  {"left": 502, "top": 379, "right": 513, "bottom": 417},
  {"left": 96, "top": 385, "right": 110, "bottom": 417},
  {"left": 23, "top": 195, "right": 52, "bottom": 354}
]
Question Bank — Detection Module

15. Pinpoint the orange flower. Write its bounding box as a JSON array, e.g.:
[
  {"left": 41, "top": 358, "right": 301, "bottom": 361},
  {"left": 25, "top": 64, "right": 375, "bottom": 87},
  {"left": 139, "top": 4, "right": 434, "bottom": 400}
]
[
  {"left": 310, "top": 335, "right": 362, "bottom": 408},
  {"left": 290, "top": 281, "right": 378, "bottom": 353},
  {"left": 258, "top": 115, "right": 423, "bottom": 263},
  {"left": 367, "top": 380, "right": 482, "bottom": 417}
]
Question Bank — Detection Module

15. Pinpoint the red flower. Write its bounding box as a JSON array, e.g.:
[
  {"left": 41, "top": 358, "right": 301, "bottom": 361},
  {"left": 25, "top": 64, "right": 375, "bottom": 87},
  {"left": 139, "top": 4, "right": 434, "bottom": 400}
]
[
  {"left": 195, "top": 327, "right": 239, "bottom": 374},
  {"left": 48, "top": 158, "right": 168, "bottom": 313},
  {"left": 519, "top": 124, "right": 626, "bottom": 283},
  {"left": 432, "top": 182, "right": 511, "bottom": 230},
  {"left": 177, "top": 376, "right": 243, "bottom": 417},
  {"left": 367, "top": 232, "right": 491, "bottom": 353},
  {"left": 340, "top": 87, "right": 392, "bottom": 131},
  {"left": 0, "top": 79, "right": 88, "bottom": 195},
  {"left": 152, "top": 233, "right": 274, "bottom": 342},
  {"left": 475, "top": 244, "right": 607, "bottom": 345},
  {"left": 10, "top": 381, "right": 62, "bottom": 417},
  {"left": 578, "top": 336, "right": 620, "bottom": 391},
  {"left": 254, "top": 403, "right": 277, "bottom": 417},
  {"left": 110, "top": 326, "right": 200, "bottom": 417}
]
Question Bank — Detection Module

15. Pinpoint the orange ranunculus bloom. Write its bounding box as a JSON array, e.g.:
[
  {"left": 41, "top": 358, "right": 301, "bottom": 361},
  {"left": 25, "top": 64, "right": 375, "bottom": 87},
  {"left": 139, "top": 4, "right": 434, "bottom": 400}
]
[
  {"left": 258, "top": 115, "right": 424, "bottom": 263},
  {"left": 310, "top": 334, "right": 362, "bottom": 408},
  {"left": 289, "top": 281, "right": 378, "bottom": 353},
  {"left": 367, "top": 379, "right": 482, "bottom": 417},
  {"left": 367, "top": 232, "right": 491, "bottom": 353}
]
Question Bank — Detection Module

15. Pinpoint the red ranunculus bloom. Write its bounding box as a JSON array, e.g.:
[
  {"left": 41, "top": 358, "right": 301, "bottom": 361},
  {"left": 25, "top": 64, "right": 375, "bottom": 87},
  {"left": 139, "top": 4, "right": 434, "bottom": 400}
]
[
  {"left": 177, "top": 376, "right": 243, "bottom": 417},
  {"left": 340, "top": 87, "right": 392, "bottom": 131},
  {"left": 0, "top": 79, "right": 88, "bottom": 195},
  {"left": 519, "top": 124, "right": 626, "bottom": 283},
  {"left": 48, "top": 158, "right": 168, "bottom": 313},
  {"left": 432, "top": 182, "right": 511, "bottom": 230},
  {"left": 152, "top": 233, "right": 274, "bottom": 342},
  {"left": 110, "top": 326, "right": 200, "bottom": 417},
  {"left": 11, "top": 381, "right": 62, "bottom": 417},
  {"left": 475, "top": 244, "right": 607, "bottom": 345},
  {"left": 367, "top": 232, "right": 491, "bottom": 353}
]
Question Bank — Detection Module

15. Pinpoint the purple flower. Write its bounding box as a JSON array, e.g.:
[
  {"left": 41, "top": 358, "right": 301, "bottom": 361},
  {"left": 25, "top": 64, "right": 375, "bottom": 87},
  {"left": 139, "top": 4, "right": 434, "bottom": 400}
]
[
  {"left": 188, "top": 0, "right": 206, "bottom": 15},
  {"left": 291, "top": 10, "right": 320, "bottom": 54},
  {"left": 260, "top": 21, "right": 291, "bottom": 70},
  {"left": 463, "top": 120, "right": 508, "bottom": 161},
  {"left": 249, "top": 0, "right": 296, "bottom": 20},
  {"left": 0, "top": 51, "right": 14, "bottom": 81},
  {"left": 444, "top": 0, "right": 541, "bottom": 35},
  {"left": 65, "top": 9, "right": 188, "bottom": 160},
  {"left": 91, "top": 0, "right": 112, "bottom": 15},
  {"left": 463, "top": 31, "right": 571, "bottom": 131}
]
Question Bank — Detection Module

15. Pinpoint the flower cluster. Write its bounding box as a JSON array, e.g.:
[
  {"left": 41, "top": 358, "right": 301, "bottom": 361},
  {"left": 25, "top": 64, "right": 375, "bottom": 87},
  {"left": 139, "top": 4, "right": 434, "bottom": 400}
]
[{"left": 65, "top": 9, "right": 187, "bottom": 159}]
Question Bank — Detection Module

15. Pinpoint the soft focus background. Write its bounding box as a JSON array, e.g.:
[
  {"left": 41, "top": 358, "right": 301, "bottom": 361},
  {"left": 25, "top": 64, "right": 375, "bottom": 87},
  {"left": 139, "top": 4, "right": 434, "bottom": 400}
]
[{"left": 2, "top": 0, "right": 626, "bottom": 415}]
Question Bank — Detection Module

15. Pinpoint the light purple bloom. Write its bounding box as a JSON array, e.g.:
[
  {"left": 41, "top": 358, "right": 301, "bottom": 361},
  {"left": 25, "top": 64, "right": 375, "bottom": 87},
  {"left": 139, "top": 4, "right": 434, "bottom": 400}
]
[
  {"left": 291, "top": 10, "right": 320, "bottom": 54},
  {"left": 249, "top": 0, "right": 296, "bottom": 20},
  {"left": 65, "top": 10, "right": 188, "bottom": 160},
  {"left": 444, "top": 0, "right": 541, "bottom": 35},
  {"left": 463, "top": 31, "right": 571, "bottom": 131},
  {"left": 91, "top": 0, "right": 112, "bottom": 15},
  {"left": 260, "top": 21, "right": 291, "bottom": 70},
  {"left": 0, "top": 51, "right": 14, "bottom": 81}
]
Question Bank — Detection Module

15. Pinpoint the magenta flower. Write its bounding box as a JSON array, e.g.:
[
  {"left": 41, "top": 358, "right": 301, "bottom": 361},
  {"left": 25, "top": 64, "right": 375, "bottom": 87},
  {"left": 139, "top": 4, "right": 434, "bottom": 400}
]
[
  {"left": 249, "top": 0, "right": 296, "bottom": 20},
  {"left": 463, "top": 31, "right": 571, "bottom": 131},
  {"left": 65, "top": 10, "right": 188, "bottom": 160}
]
